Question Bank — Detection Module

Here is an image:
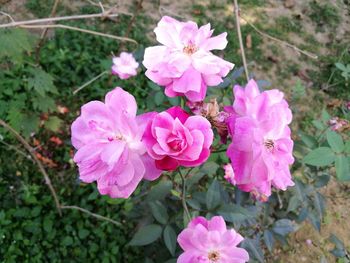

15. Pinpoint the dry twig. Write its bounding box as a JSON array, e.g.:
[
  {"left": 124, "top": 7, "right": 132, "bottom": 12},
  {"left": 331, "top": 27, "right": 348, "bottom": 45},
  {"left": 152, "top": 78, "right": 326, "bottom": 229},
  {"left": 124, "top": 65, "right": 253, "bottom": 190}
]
[
  {"left": 0, "top": 119, "right": 62, "bottom": 216},
  {"left": 60, "top": 205, "right": 122, "bottom": 226},
  {"left": 240, "top": 13, "right": 318, "bottom": 60},
  {"left": 233, "top": 0, "right": 250, "bottom": 82}
]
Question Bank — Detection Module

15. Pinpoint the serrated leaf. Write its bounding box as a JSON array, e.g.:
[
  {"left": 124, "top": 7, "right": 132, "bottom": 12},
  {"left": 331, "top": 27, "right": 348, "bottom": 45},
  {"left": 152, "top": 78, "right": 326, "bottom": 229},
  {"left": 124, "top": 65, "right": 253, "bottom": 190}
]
[
  {"left": 27, "top": 68, "right": 57, "bottom": 97},
  {"left": 241, "top": 238, "right": 264, "bottom": 263},
  {"left": 272, "top": 219, "right": 296, "bottom": 236},
  {"left": 326, "top": 130, "right": 344, "bottom": 153},
  {"left": 147, "top": 181, "right": 173, "bottom": 201},
  {"left": 149, "top": 201, "right": 168, "bottom": 225},
  {"left": 0, "top": 28, "right": 33, "bottom": 63},
  {"left": 206, "top": 179, "right": 221, "bottom": 210},
  {"left": 44, "top": 116, "right": 62, "bottom": 132},
  {"left": 129, "top": 224, "right": 162, "bottom": 246},
  {"left": 303, "top": 147, "right": 335, "bottom": 166},
  {"left": 163, "top": 225, "right": 177, "bottom": 256},
  {"left": 335, "top": 155, "right": 350, "bottom": 181},
  {"left": 263, "top": 230, "right": 275, "bottom": 252}
]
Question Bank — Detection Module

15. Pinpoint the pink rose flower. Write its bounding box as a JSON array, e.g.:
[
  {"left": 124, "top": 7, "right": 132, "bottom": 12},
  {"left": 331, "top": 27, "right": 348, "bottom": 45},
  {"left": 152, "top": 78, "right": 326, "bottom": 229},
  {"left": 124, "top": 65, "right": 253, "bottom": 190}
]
[
  {"left": 143, "top": 16, "right": 234, "bottom": 102},
  {"left": 71, "top": 87, "right": 162, "bottom": 198},
  {"left": 142, "top": 106, "right": 213, "bottom": 171},
  {"left": 111, "top": 52, "right": 139, "bottom": 79},
  {"left": 224, "top": 163, "right": 236, "bottom": 185},
  {"left": 177, "top": 216, "right": 249, "bottom": 263},
  {"left": 226, "top": 80, "right": 294, "bottom": 199}
]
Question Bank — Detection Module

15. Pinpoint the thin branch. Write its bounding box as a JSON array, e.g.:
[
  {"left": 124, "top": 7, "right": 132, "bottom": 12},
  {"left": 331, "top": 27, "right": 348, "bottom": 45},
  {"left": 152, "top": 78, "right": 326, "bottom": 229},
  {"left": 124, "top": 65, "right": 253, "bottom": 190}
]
[
  {"left": 19, "top": 24, "right": 137, "bottom": 44},
  {"left": 73, "top": 70, "right": 109, "bottom": 94},
  {"left": 233, "top": 0, "right": 249, "bottom": 82},
  {"left": 121, "top": 0, "right": 143, "bottom": 50},
  {"left": 0, "top": 12, "right": 120, "bottom": 28},
  {"left": 36, "top": 0, "right": 61, "bottom": 60},
  {"left": 60, "top": 205, "right": 122, "bottom": 227},
  {"left": 0, "top": 139, "right": 32, "bottom": 161},
  {"left": 0, "top": 119, "right": 62, "bottom": 216},
  {"left": 0, "top": 11, "right": 15, "bottom": 23},
  {"left": 240, "top": 13, "right": 318, "bottom": 60},
  {"left": 179, "top": 169, "right": 191, "bottom": 222}
]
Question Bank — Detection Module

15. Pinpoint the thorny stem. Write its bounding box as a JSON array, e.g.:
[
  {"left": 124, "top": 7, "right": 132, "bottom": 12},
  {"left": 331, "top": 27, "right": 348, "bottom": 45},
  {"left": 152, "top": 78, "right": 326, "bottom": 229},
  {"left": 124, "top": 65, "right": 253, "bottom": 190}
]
[
  {"left": 178, "top": 169, "right": 191, "bottom": 222},
  {"left": 0, "top": 119, "right": 62, "bottom": 216},
  {"left": 233, "top": 0, "right": 249, "bottom": 82}
]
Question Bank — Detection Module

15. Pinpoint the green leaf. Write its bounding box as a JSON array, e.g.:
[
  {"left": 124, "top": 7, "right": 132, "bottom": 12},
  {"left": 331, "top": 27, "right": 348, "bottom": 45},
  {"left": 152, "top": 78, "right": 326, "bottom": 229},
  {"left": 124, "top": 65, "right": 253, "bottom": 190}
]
[
  {"left": 287, "top": 195, "right": 300, "bottom": 212},
  {"left": 206, "top": 179, "right": 221, "bottom": 210},
  {"left": 299, "top": 131, "right": 318, "bottom": 149},
  {"left": 326, "top": 131, "right": 344, "bottom": 153},
  {"left": 303, "top": 147, "right": 335, "bottom": 166},
  {"left": 335, "top": 62, "right": 347, "bottom": 71},
  {"left": 321, "top": 109, "right": 331, "bottom": 123},
  {"left": 168, "top": 96, "right": 180, "bottom": 106},
  {"left": 78, "top": 229, "right": 90, "bottom": 239},
  {"left": 154, "top": 91, "right": 165, "bottom": 106},
  {"left": 62, "top": 236, "right": 73, "bottom": 246},
  {"left": 147, "top": 181, "right": 173, "bottom": 201},
  {"left": 43, "top": 216, "right": 53, "bottom": 232},
  {"left": 272, "top": 219, "right": 296, "bottom": 236},
  {"left": 263, "top": 230, "right": 275, "bottom": 252},
  {"left": 345, "top": 140, "right": 350, "bottom": 154},
  {"left": 163, "top": 225, "right": 177, "bottom": 256},
  {"left": 0, "top": 28, "right": 33, "bottom": 63},
  {"left": 241, "top": 238, "right": 264, "bottom": 263},
  {"left": 335, "top": 155, "right": 350, "bottom": 181},
  {"left": 149, "top": 201, "right": 168, "bottom": 225},
  {"left": 201, "top": 161, "right": 219, "bottom": 175},
  {"left": 129, "top": 224, "right": 162, "bottom": 246},
  {"left": 314, "top": 174, "right": 330, "bottom": 188},
  {"left": 27, "top": 68, "right": 57, "bottom": 97},
  {"left": 44, "top": 116, "right": 62, "bottom": 132}
]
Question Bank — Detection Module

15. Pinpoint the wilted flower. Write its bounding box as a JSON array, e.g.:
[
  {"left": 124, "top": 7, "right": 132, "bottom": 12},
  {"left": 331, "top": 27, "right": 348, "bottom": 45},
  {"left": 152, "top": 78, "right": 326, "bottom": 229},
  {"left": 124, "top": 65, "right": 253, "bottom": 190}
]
[
  {"left": 329, "top": 117, "right": 349, "bottom": 132},
  {"left": 177, "top": 216, "right": 249, "bottom": 263},
  {"left": 188, "top": 99, "right": 230, "bottom": 143},
  {"left": 71, "top": 87, "right": 161, "bottom": 198},
  {"left": 143, "top": 16, "right": 234, "bottom": 102},
  {"left": 226, "top": 79, "right": 294, "bottom": 199},
  {"left": 112, "top": 52, "right": 139, "bottom": 79},
  {"left": 142, "top": 106, "right": 213, "bottom": 171}
]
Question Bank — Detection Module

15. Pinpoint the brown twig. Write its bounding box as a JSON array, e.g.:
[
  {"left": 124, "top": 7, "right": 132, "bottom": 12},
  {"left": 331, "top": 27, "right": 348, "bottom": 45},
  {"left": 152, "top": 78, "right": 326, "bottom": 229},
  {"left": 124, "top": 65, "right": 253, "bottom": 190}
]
[
  {"left": 35, "top": 0, "right": 61, "bottom": 62},
  {"left": 0, "top": 119, "right": 62, "bottom": 216},
  {"left": 233, "top": 0, "right": 249, "bottom": 82},
  {"left": 240, "top": 13, "right": 318, "bottom": 60},
  {"left": 0, "top": 12, "right": 120, "bottom": 28},
  {"left": 73, "top": 70, "right": 109, "bottom": 94},
  {"left": 60, "top": 205, "right": 122, "bottom": 226},
  {"left": 20, "top": 24, "right": 137, "bottom": 44},
  {"left": 119, "top": 0, "right": 143, "bottom": 51}
]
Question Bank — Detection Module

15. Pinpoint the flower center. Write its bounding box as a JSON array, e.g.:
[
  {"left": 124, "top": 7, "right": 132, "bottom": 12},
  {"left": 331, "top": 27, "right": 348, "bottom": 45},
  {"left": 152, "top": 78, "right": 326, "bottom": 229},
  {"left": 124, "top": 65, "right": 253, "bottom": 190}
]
[
  {"left": 108, "top": 134, "right": 124, "bottom": 142},
  {"left": 264, "top": 139, "right": 275, "bottom": 151},
  {"left": 183, "top": 43, "right": 198, "bottom": 55},
  {"left": 208, "top": 251, "right": 220, "bottom": 262}
]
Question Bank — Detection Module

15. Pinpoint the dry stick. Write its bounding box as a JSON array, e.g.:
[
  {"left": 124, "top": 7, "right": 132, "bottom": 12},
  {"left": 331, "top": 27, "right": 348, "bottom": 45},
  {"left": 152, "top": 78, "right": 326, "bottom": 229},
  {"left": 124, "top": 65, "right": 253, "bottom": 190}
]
[
  {"left": 60, "top": 205, "right": 122, "bottom": 227},
  {"left": 0, "top": 12, "right": 121, "bottom": 28},
  {"left": 233, "top": 0, "right": 249, "bottom": 82},
  {"left": 73, "top": 70, "right": 109, "bottom": 94},
  {"left": 20, "top": 24, "right": 137, "bottom": 44},
  {"left": 0, "top": 119, "right": 62, "bottom": 216},
  {"left": 36, "top": 0, "right": 61, "bottom": 61},
  {"left": 240, "top": 13, "right": 318, "bottom": 60}
]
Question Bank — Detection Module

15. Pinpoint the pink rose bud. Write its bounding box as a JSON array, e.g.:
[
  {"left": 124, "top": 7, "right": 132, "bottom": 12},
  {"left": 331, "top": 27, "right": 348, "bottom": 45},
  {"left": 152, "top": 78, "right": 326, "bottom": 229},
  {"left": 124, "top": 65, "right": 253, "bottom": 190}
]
[{"left": 111, "top": 52, "right": 139, "bottom": 79}]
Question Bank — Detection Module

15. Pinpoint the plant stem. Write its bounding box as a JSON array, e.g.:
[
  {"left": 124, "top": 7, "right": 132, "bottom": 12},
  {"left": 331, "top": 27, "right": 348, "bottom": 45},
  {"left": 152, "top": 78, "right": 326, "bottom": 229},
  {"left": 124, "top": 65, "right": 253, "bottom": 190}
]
[
  {"left": 233, "top": 0, "right": 249, "bottom": 82},
  {"left": 178, "top": 169, "right": 191, "bottom": 222}
]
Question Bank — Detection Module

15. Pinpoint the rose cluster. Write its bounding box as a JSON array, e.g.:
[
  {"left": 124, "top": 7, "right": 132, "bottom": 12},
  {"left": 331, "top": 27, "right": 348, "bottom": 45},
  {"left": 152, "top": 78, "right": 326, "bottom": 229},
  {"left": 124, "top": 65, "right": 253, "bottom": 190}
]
[{"left": 71, "top": 16, "right": 295, "bottom": 262}]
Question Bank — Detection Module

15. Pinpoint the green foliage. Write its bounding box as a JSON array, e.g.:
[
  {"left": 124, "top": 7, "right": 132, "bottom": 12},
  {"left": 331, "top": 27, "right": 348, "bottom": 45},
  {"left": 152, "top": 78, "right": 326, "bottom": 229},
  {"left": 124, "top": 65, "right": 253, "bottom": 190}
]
[
  {"left": 0, "top": 29, "right": 33, "bottom": 63},
  {"left": 309, "top": 2, "right": 340, "bottom": 31}
]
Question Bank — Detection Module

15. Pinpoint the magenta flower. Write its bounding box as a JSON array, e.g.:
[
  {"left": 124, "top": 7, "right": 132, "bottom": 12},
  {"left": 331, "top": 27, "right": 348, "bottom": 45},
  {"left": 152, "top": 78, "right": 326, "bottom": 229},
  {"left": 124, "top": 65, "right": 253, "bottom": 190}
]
[
  {"left": 226, "top": 80, "right": 294, "bottom": 199},
  {"left": 111, "top": 52, "right": 139, "bottom": 79},
  {"left": 142, "top": 106, "right": 213, "bottom": 171},
  {"left": 177, "top": 216, "right": 249, "bottom": 263},
  {"left": 71, "top": 87, "right": 162, "bottom": 198},
  {"left": 143, "top": 16, "right": 234, "bottom": 102}
]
